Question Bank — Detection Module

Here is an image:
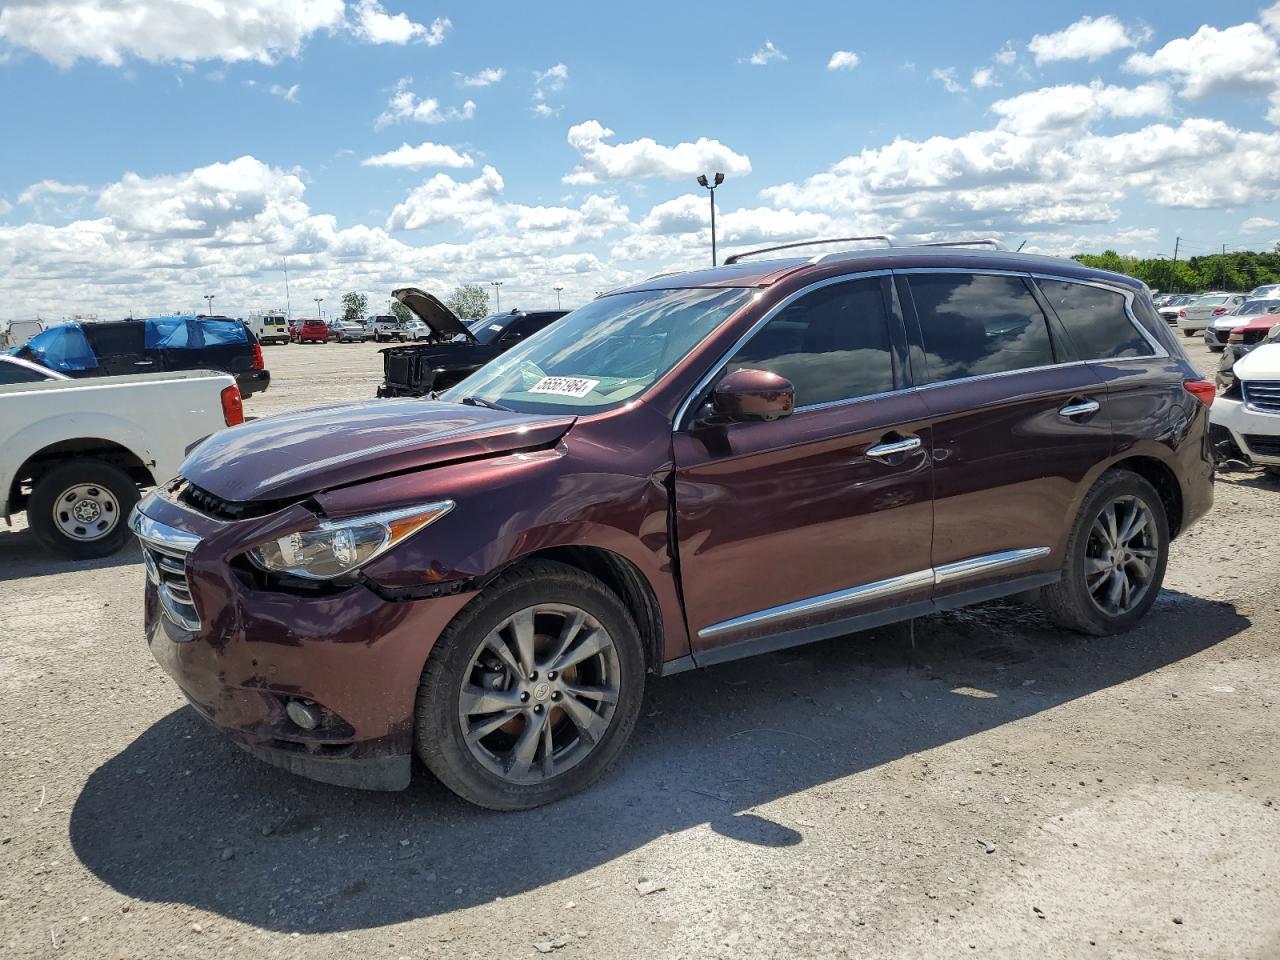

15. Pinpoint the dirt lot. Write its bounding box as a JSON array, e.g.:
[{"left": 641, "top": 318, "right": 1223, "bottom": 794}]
[{"left": 1, "top": 336, "right": 1277, "bottom": 960}]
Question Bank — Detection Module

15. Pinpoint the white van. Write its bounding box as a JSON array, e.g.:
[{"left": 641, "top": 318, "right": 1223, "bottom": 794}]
[
  {"left": 3, "top": 319, "right": 44, "bottom": 349},
  {"left": 245, "top": 313, "right": 289, "bottom": 345}
]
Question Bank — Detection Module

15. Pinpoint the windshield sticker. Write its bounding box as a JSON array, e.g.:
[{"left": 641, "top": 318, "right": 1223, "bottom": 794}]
[{"left": 529, "top": 376, "right": 600, "bottom": 398}]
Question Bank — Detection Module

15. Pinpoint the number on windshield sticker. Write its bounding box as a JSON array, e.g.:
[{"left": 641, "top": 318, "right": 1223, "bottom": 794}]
[{"left": 528, "top": 376, "right": 600, "bottom": 398}]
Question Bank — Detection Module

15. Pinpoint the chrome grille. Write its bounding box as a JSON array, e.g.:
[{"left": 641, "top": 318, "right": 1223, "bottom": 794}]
[
  {"left": 129, "top": 508, "right": 203, "bottom": 632},
  {"left": 1244, "top": 381, "right": 1280, "bottom": 414}
]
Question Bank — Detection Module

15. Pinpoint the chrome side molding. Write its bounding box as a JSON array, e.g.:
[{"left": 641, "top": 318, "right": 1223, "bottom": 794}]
[{"left": 698, "top": 547, "right": 1051, "bottom": 640}]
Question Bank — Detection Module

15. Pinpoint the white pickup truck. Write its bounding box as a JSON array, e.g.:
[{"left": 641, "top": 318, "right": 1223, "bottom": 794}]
[{"left": 1, "top": 358, "right": 241, "bottom": 558}]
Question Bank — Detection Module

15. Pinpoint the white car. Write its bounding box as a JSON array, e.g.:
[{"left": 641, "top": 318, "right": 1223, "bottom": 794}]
[
  {"left": 1210, "top": 343, "right": 1280, "bottom": 477},
  {"left": 1158, "top": 294, "right": 1198, "bottom": 323},
  {"left": 1, "top": 366, "right": 239, "bottom": 558},
  {"left": 330, "top": 319, "right": 369, "bottom": 342},
  {"left": 1248, "top": 284, "right": 1280, "bottom": 299},
  {"left": 1203, "top": 298, "right": 1280, "bottom": 352},
  {"left": 2, "top": 319, "right": 45, "bottom": 349},
  {"left": 1177, "top": 293, "right": 1246, "bottom": 335}
]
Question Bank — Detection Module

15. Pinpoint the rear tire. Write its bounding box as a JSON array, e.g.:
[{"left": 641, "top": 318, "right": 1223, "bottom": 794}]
[
  {"left": 27, "top": 458, "right": 139, "bottom": 560},
  {"left": 1040, "top": 469, "right": 1169, "bottom": 636},
  {"left": 414, "top": 560, "right": 645, "bottom": 810},
  {"left": 1183, "top": 328, "right": 1195, "bottom": 337}
]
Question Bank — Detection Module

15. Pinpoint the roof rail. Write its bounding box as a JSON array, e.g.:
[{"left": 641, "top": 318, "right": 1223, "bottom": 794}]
[
  {"left": 723, "top": 235, "right": 894, "bottom": 265},
  {"left": 911, "top": 238, "right": 1007, "bottom": 250}
]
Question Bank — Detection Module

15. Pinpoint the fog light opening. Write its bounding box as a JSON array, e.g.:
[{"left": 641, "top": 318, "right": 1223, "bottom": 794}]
[{"left": 285, "top": 699, "right": 321, "bottom": 731}]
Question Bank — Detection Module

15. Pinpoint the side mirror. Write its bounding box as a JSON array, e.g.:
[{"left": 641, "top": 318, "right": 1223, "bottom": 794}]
[{"left": 711, "top": 368, "right": 795, "bottom": 422}]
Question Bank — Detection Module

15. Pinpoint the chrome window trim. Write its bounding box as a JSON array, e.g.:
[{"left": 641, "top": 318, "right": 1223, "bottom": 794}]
[
  {"left": 672, "top": 267, "right": 1167, "bottom": 431},
  {"left": 697, "top": 547, "right": 1051, "bottom": 640},
  {"left": 672, "top": 269, "right": 896, "bottom": 430}
]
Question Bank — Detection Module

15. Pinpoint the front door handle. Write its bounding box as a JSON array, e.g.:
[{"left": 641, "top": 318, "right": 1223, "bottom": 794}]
[
  {"left": 866, "top": 436, "right": 922, "bottom": 458},
  {"left": 1059, "top": 399, "right": 1100, "bottom": 418}
]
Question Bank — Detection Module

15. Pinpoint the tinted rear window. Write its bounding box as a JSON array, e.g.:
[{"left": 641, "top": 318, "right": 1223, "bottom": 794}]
[
  {"left": 1037, "top": 280, "right": 1153, "bottom": 360},
  {"left": 84, "top": 323, "right": 145, "bottom": 356},
  {"left": 908, "top": 273, "right": 1054, "bottom": 383}
]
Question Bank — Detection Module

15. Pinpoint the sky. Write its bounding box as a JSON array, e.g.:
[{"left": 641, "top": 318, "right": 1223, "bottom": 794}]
[{"left": 1, "top": 0, "right": 1278, "bottom": 321}]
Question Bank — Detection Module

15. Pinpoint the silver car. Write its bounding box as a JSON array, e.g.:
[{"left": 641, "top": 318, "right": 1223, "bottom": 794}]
[
  {"left": 1177, "top": 293, "right": 1246, "bottom": 335},
  {"left": 1158, "top": 294, "right": 1198, "bottom": 323},
  {"left": 1203, "top": 298, "right": 1280, "bottom": 351}
]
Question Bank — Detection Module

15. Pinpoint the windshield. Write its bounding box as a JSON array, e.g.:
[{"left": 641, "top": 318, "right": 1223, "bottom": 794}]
[
  {"left": 442, "top": 287, "right": 754, "bottom": 414},
  {"left": 1236, "top": 300, "right": 1280, "bottom": 316},
  {"left": 466, "top": 314, "right": 515, "bottom": 345}
]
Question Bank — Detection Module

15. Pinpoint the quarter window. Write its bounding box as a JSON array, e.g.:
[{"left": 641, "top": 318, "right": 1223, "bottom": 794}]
[
  {"left": 724, "top": 278, "right": 895, "bottom": 407},
  {"left": 908, "top": 273, "right": 1054, "bottom": 383},
  {"left": 1037, "top": 279, "right": 1153, "bottom": 360}
]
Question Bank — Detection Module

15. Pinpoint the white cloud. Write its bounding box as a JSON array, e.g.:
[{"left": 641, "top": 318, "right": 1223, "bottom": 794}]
[
  {"left": 1242, "top": 216, "right": 1280, "bottom": 232},
  {"left": 1125, "top": 21, "right": 1280, "bottom": 99},
  {"left": 0, "top": 0, "right": 344, "bottom": 67},
  {"left": 990, "top": 81, "right": 1172, "bottom": 136},
  {"left": 269, "top": 83, "right": 300, "bottom": 102},
  {"left": 385, "top": 166, "right": 505, "bottom": 231},
  {"left": 362, "top": 141, "right": 474, "bottom": 170},
  {"left": 827, "top": 51, "right": 860, "bottom": 72},
  {"left": 18, "top": 180, "right": 91, "bottom": 205},
  {"left": 376, "top": 77, "right": 476, "bottom": 128},
  {"left": 531, "top": 62, "right": 568, "bottom": 115},
  {"left": 933, "top": 67, "right": 964, "bottom": 93},
  {"left": 741, "top": 40, "right": 786, "bottom": 66},
  {"left": 971, "top": 67, "right": 998, "bottom": 89},
  {"left": 563, "top": 120, "right": 752, "bottom": 185},
  {"left": 349, "top": 1, "right": 448, "bottom": 45},
  {"left": 1028, "top": 15, "right": 1150, "bottom": 64},
  {"left": 457, "top": 66, "right": 505, "bottom": 88},
  {"left": 994, "top": 43, "right": 1017, "bottom": 66},
  {"left": 0, "top": 197, "right": 10, "bottom": 216}
]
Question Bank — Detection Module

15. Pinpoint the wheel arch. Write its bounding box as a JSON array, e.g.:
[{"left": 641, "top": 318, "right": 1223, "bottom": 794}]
[
  {"left": 7, "top": 438, "right": 155, "bottom": 517},
  {"left": 1106, "top": 454, "right": 1184, "bottom": 538}
]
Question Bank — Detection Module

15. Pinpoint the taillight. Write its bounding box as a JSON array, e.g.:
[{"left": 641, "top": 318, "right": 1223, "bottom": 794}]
[
  {"left": 220, "top": 384, "right": 245, "bottom": 425},
  {"left": 1213, "top": 307, "right": 1227, "bottom": 316},
  {"left": 1178, "top": 309, "right": 1187, "bottom": 318},
  {"left": 1184, "top": 379, "right": 1215, "bottom": 407},
  {"left": 252, "top": 343, "right": 264, "bottom": 370}
]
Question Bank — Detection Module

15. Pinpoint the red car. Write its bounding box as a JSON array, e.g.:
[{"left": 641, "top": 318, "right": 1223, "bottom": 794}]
[
  {"left": 293, "top": 317, "right": 329, "bottom": 343},
  {"left": 129, "top": 241, "right": 1214, "bottom": 809}
]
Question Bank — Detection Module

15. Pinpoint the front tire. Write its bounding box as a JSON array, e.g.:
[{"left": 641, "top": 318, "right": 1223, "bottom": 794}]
[
  {"left": 27, "top": 458, "right": 139, "bottom": 560},
  {"left": 414, "top": 560, "right": 645, "bottom": 810},
  {"left": 1040, "top": 470, "right": 1169, "bottom": 635}
]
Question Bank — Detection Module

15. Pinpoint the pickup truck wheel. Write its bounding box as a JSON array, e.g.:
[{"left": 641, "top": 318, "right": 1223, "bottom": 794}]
[
  {"left": 1040, "top": 470, "right": 1169, "bottom": 636},
  {"left": 28, "top": 459, "right": 139, "bottom": 559},
  {"left": 414, "top": 560, "right": 645, "bottom": 810}
]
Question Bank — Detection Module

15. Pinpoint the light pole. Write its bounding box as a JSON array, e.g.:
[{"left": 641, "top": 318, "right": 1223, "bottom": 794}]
[
  {"left": 313, "top": 297, "right": 323, "bottom": 318},
  {"left": 203, "top": 294, "right": 214, "bottom": 316},
  {"left": 282, "top": 256, "right": 292, "bottom": 321},
  {"left": 696, "top": 172, "right": 725, "bottom": 267},
  {"left": 553, "top": 285, "right": 564, "bottom": 309},
  {"left": 490, "top": 281, "right": 503, "bottom": 313}
]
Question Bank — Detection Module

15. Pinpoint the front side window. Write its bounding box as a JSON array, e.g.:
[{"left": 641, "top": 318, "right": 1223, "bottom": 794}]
[
  {"left": 0, "top": 360, "right": 52, "bottom": 384},
  {"left": 723, "top": 277, "right": 895, "bottom": 407},
  {"left": 908, "top": 273, "right": 1054, "bottom": 383},
  {"left": 1037, "top": 279, "right": 1153, "bottom": 360},
  {"left": 443, "top": 287, "right": 753, "bottom": 414}
]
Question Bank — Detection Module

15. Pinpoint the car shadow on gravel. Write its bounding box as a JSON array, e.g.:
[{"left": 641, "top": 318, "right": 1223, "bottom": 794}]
[
  {"left": 69, "top": 591, "right": 1246, "bottom": 933},
  {"left": 0, "top": 530, "right": 141, "bottom": 583}
]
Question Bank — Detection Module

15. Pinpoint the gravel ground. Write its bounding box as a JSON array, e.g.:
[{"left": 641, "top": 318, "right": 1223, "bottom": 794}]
[{"left": 1, "top": 336, "right": 1277, "bottom": 960}]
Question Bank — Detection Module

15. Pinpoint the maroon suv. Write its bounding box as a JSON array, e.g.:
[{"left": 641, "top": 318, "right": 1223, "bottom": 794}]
[{"left": 129, "top": 243, "right": 1214, "bottom": 809}]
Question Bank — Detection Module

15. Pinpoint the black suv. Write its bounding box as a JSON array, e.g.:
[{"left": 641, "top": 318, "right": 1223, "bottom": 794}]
[
  {"left": 377, "top": 288, "right": 567, "bottom": 397},
  {"left": 14, "top": 315, "right": 270, "bottom": 397}
]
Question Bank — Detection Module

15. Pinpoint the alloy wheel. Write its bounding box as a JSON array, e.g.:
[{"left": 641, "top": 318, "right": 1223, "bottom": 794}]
[
  {"left": 1084, "top": 494, "right": 1160, "bottom": 617},
  {"left": 457, "top": 603, "right": 621, "bottom": 784},
  {"left": 52, "top": 483, "right": 121, "bottom": 542}
]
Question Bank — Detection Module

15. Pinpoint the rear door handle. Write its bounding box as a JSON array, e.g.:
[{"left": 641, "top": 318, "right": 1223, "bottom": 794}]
[
  {"left": 866, "top": 436, "right": 922, "bottom": 458},
  {"left": 1059, "top": 399, "right": 1100, "bottom": 418}
]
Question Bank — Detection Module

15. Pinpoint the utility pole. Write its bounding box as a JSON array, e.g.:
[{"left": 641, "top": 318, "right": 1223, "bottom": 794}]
[{"left": 1173, "top": 236, "right": 1181, "bottom": 262}]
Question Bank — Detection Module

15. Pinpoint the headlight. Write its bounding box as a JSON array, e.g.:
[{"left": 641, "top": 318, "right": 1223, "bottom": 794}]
[{"left": 246, "top": 501, "right": 454, "bottom": 580}]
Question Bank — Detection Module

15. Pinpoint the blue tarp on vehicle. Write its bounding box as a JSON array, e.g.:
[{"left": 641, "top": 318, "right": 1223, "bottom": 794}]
[
  {"left": 22, "top": 323, "right": 98, "bottom": 372},
  {"left": 143, "top": 316, "right": 249, "bottom": 350}
]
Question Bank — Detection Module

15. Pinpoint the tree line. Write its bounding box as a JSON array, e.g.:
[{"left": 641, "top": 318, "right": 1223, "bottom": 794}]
[
  {"left": 337, "top": 284, "right": 494, "bottom": 323},
  {"left": 1072, "top": 247, "right": 1280, "bottom": 293}
]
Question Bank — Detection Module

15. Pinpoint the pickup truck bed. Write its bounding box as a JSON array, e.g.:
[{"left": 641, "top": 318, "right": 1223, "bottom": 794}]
[{"left": 1, "top": 369, "right": 240, "bottom": 558}]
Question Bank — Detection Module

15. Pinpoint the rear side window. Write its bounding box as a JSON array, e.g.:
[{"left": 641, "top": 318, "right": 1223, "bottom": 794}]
[
  {"left": 1037, "top": 280, "right": 1153, "bottom": 359},
  {"left": 85, "top": 323, "right": 145, "bottom": 356},
  {"left": 908, "top": 273, "right": 1054, "bottom": 383},
  {"left": 0, "top": 360, "right": 51, "bottom": 384},
  {"left": 725, "top": 277, "right": 895, "bottom": 407}
]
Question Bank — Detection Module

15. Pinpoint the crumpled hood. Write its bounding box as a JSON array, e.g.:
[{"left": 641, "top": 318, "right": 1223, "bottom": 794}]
[
  {"left": 1234, "top": 342, "right": 1280, "bottom": 381},
  {"left": 181, "top": 399, "right": 575, "bottom": 502}
]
